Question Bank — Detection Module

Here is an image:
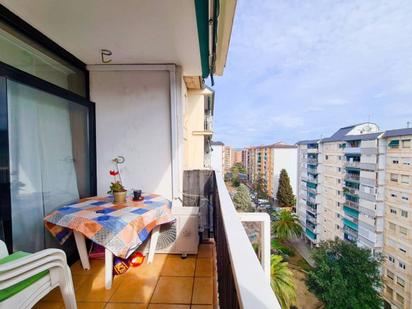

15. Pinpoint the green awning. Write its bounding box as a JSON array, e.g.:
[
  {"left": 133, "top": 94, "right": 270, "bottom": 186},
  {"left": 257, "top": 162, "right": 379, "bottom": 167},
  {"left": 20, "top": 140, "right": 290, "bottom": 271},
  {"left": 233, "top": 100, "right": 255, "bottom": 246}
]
[
  {"left": 388, "top": 140, "right": 399, "bottom": 147},
  {"left": 343, "top": 206, "right": 359, "bottom": 218},
  {"left": 343, "top": 218, "right": 358, "bottom": 231},
  {"left": 194, "top": 0, "right": 210, "bottom": 78},
  {"left": 306, "top": 228, "right": 317, "bottom": 240}
]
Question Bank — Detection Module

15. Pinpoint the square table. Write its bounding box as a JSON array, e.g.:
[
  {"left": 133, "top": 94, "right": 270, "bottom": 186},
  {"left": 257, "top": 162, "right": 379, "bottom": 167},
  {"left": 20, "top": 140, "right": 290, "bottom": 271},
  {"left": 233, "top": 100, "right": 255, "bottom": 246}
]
[{"left": 44, "top": 193, "right": 173, "bottom": 289}]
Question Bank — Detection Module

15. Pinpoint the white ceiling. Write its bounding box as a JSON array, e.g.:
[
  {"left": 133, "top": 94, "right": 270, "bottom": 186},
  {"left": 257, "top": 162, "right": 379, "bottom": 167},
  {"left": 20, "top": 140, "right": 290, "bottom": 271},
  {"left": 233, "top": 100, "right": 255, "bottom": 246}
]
[{"left": 1, "top": 0, "right": 202, "bottom": 75}]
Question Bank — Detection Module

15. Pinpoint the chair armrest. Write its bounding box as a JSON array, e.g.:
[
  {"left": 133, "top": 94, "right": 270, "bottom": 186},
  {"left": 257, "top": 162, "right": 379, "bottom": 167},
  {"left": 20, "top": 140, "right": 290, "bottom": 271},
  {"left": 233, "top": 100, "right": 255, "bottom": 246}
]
[
  {"left": 0, "top": 260, "right": 67, "bottom": 290},
  {"left": 0, "top": 249, "right": 66, "bottom": 273}
]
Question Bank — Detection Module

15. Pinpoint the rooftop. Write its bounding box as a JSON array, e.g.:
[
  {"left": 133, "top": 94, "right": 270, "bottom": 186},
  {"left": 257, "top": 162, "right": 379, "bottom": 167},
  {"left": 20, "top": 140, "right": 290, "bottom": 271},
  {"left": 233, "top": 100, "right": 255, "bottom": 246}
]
[{"left": 383, "top": 127, "right": 412, "bottom": 138}]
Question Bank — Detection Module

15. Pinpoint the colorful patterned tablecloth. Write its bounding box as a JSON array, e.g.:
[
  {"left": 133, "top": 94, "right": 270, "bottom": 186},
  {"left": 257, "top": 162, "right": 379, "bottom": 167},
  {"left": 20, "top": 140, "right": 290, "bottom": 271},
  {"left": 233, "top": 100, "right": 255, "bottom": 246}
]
[{"left": 44, "top": 194, "right": 173, "bottom": 259}]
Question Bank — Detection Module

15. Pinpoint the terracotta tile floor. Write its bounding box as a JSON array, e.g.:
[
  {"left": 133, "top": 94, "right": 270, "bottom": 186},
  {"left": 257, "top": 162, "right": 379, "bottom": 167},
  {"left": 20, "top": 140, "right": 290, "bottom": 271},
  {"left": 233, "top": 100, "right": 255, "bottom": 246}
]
[{"left": 33, "top": 243, "right": 216, "bottom": 309}]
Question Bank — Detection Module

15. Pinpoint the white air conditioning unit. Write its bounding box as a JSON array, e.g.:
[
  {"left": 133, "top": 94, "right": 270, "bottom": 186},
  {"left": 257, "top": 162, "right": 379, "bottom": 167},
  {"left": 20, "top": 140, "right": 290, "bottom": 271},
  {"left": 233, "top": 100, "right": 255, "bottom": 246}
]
[{"left": 141, "top": 206, "right": 199, "bottom": 255}]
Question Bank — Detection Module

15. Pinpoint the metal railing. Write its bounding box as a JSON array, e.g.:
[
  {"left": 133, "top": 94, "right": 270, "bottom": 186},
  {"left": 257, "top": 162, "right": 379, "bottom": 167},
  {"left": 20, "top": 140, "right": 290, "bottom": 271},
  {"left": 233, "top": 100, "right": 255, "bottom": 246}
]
[
  {"left": 344, "top": 160, "right": 360, "bottom": 168},
  {"left": 204, "top": 114, "right": 213, "bottom": 131},
  {"left": 307, "top": 167, "right": 318, "bottom": 174},
  {"left": 343, "top": 200, "right": 359, "bottom": 210},
  {"left": 343, "top": 186, "right": 359, "bottom": 196},
  {"left": 213, "top": 173, "right": 280, "bottom": 309},
  {"left": 345, "top": 173, "right": 360, "bottom": 182},
  {"left": 307, "top": 158, "right": 318, "bottom": 164},
  {"left": 343, "top": 225, "right": 358, "bottom": 238}
]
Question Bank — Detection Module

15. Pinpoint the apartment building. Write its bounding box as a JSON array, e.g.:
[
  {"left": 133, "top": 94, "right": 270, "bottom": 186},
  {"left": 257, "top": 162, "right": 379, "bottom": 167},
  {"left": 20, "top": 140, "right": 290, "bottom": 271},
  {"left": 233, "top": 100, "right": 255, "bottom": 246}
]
[
  {"left": 247, "top": 142, "right": 297, "bottom": 199},
  {"left": 297, "top": 123, "right": 385, "bottom": 252},
  {"left": 241, "top": 149, "right": 248, "bottom": 169},
  {"left": 297, "top": 123, "right": 412, "bottom": 308},
  {"left": 232, "top": 149, "right": 243, "bottom": 166},
  {"left": 382, "top": 129, "right": 412, "bottom": 309},
  {"left": 296, "top": 140, "right": 321, "bottom": 245},
  {"left": 223, "top": 146, "right": 233, "bottom": 173},
  {"left": 211, "top": 141, "right": 225, "bottom": 174}
]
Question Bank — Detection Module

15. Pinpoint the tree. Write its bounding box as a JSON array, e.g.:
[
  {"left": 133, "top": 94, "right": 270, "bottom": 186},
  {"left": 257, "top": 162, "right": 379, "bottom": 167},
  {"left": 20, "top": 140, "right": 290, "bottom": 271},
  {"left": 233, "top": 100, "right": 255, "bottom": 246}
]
[
  {"left": 231, "top": 163, "right": 246, "bottom": 187},
  {"left": 272, "top": 210, "right": 303, "bottom": 240},
  {"left": 233, "top": 184, "right": 253, "bottom": 212},
  {"left": 307, "top": 239, "right": 383, "bottom": 309},
  {"left": 276, "top": 169, "right": 295, "bottom": 207},
  {"left": 270, "top": 255, "right": 296, "bottom": 309},
  {"left": 254, "top": 173, "right": 268, "bottom": 199}
]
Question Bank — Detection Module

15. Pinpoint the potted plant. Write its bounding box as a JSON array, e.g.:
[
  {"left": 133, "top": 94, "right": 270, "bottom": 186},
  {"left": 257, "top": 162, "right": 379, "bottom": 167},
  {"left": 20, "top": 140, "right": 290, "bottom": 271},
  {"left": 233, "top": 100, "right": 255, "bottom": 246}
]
[{"left": 108, "top": 156, "right": 127, "bottom": 203}]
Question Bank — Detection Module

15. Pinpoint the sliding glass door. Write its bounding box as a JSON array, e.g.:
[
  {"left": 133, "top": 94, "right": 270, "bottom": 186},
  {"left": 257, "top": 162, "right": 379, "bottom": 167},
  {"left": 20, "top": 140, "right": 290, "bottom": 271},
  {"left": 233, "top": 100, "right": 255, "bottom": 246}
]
[
  {"left": 7, "top": 80, "right": 91, "bottom": 253},
  {"left": 0, "top": 8, "right": 95, "bottom": 260}
]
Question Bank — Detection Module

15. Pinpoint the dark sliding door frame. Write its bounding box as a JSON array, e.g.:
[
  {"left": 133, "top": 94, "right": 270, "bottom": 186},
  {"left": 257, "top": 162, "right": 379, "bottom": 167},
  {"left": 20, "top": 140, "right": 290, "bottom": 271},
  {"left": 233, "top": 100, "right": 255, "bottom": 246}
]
[{"left": 0, "top": 6, "right": 96, "bottom": 253}]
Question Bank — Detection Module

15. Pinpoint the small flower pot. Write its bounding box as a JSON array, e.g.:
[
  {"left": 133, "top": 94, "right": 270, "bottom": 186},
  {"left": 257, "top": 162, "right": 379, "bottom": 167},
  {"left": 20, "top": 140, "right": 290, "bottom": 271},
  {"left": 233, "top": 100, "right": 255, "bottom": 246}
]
[{"left": 113, "top": 191, "right": 127, "bottom": 203}]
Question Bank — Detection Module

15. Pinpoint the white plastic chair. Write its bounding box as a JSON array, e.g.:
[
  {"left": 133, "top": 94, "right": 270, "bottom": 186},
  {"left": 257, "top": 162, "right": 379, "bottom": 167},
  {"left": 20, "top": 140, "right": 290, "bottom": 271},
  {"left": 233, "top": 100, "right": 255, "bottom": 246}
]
[{"left": 0, "top": 241, "right": 77, "bottom": 309}]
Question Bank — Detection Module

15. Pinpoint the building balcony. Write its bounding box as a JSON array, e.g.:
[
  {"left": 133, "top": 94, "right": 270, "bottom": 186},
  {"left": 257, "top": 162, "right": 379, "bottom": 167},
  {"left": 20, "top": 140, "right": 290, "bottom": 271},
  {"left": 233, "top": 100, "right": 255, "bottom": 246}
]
[
  {"left": 343, "top": 217, "right": 358, "bottom": 230},
  {"left": 307, "top": 175, "right": 318, "bottom": 183},
  {"left": 307, "top": 167, "right": 318, "bottom": 175},
  {"left": 307, "top": 158, "right": 318, "bottom": 164},
  {"left": 307, "top": 148, "right": 318, "bottom": 154},
  {"left": 343, "top": 200, "right": 359, "bottom": 211},
  {"left": 306, "top": 221, "right": 317, "bottom": 233},
  {"left": 305, "top": 228, "right": 317, "bottom": 241},
  {"left": 307, "top": 195, "right": 319, "bottom": 204},
  {"left": 306, "top": 214, "right": 317, "bottom": 225},
  {"left": 343, "top": 187, "right": 359, "bottom": 198},
  {"left": 344, "top": 173, "right": 360, "bottom": 182},
  {"left": 343, "top": 206, "right": 359, "bottom": 220},
  {"left": 33, "top": 171, "right": 280, "bottom": 308},
  {"left": 306, "top": 200, "right": 317, "bottom": 211},
  {"left": 204, "top": 114, "right": 213, "bottom": 132},
  {"left": 307, "top": 187, "right": 318, "bottom": 195},
  {"left": 344, "top": 160, "right": 361, "bottom": 169},
  {"left": 37, "top": 243, "right": 218, "bottom": 308},
  {"left": 343, "top": 227, "right": 358, "bottom": 243},
  {"left": 344, "top": 147, "right": 361, "bottom": 155}
]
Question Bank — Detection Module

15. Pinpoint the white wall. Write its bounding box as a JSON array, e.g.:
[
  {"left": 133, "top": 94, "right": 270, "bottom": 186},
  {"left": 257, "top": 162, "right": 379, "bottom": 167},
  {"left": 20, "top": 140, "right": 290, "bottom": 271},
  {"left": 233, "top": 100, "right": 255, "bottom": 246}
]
[
  {"left": 90, "top": 69, "right": 173, "bottom": 199},
  {"left": 211, "top": 144, "right": 224, "bottom": 174},
  {"left": 272, "top": 148, "right": 298, "bottom": 197}
]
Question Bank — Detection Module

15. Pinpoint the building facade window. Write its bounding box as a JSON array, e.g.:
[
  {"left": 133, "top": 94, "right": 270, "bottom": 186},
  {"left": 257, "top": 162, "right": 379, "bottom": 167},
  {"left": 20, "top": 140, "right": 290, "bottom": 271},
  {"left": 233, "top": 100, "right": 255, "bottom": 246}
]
[
  {"left": 402, "top": 139, "right": 411, "bottom": 148},
  {"left": 386, "top": 286, "right": 393, "bottom": 299},
  {"left": 388, "top": 255, "right": 395, "bottom": 263},
  {"left": 399, "top": 226, "right": 408, "bottom": 236},
  {"left": 397, "top": 277, "right": 405, "bottom": 288},
  {"left": 398, "top": 261, "right": 406, "bottom": 270},
  {"left": 388, "top": 140, "right": 400, "bottom": 149},
  {"left": 387, "top": 270, "right": 394, "bottom": 280},
  {"left": 401, "top": 210, "right": 408, "bottom": 218},
  {"left": 396, "top": 293, "right": 404, "bottom": 305},
  {"left": 390, "top": 208, "right": 397, "bottom": 215},
  {"left": 401, "top": 175, "right": 410, "bottom": 184},
  {"left": 390, "top": 173, "right": 399, "bottom": 182},
  {"left": 389, "top": 222, "right": 396, "bottom": 231}
]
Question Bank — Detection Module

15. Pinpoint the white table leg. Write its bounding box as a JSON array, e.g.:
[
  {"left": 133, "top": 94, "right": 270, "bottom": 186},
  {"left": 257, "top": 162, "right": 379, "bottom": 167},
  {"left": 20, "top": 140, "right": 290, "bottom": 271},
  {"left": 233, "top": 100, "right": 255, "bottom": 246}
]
[
  {"left": 74, "top": 231, "right": 90, "bottom": 270},
  {"left": 147, "top": 225, "right": 160, "bottom": 264},
  {"left": 105, "top": 248, "right": 113, "bottom": 289}
]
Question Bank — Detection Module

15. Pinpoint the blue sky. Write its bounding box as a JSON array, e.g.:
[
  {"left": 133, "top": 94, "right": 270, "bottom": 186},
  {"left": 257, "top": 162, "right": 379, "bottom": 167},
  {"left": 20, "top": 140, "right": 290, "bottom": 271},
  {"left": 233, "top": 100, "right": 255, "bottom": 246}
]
[{"left": 211, "top": 0, "right": 412, "bottom": 148}]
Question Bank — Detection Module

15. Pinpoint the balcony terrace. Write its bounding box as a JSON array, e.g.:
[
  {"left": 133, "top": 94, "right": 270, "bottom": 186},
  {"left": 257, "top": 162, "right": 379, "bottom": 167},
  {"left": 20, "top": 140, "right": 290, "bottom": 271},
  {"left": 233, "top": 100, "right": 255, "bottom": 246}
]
[
  {"left": 305, "top": 228, "right": 317, "bottom": 241},
  {"left": 343, "top": 200, "right": 359, "bottom": 211},
  {"left": 35, "top": 243, "right": 217, "bottom": 308},
  {"left": 344, "top": 160, "right": 361, "bottom": 169},
  {"left": 307, "top": 158, "right": 318, "bottom": 164},
  {"left": 344, "top": 173, "right": 360, "bottom": 183},
  {"left": 307, "top": 167, "right": 318, "bottom": 175}
]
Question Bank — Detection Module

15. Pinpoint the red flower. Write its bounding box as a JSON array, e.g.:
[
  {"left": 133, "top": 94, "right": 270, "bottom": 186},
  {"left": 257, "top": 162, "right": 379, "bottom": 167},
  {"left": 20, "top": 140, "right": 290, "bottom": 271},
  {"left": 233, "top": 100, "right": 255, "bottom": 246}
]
[{"left": 109, "top": 170, "right": 119, "bottom": 176}]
